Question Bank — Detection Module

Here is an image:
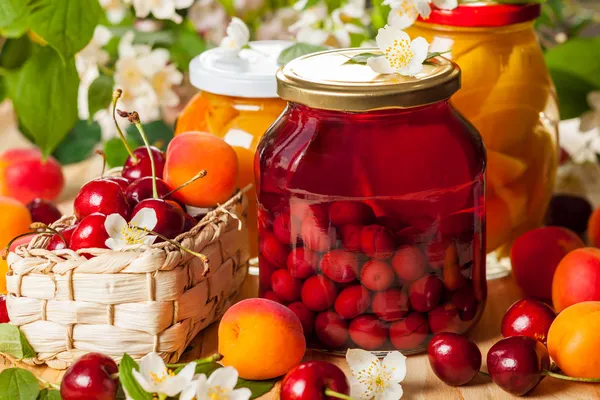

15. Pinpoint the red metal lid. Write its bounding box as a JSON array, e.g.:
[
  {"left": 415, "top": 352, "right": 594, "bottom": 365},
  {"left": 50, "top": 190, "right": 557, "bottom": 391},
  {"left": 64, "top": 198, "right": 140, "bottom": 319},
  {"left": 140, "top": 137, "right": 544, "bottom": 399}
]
[{"left": 418, "top": 3, "right": 542, "bottom": 27}]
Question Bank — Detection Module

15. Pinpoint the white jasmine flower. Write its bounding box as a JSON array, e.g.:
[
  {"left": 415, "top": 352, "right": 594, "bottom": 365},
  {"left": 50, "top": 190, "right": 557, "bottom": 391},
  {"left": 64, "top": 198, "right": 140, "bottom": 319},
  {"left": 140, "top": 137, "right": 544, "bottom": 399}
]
[
  {"left": 100, "top": 0, "right": 129, "bottom": 24},
  {"left": 180, "top": 367, "right": 251, "bottom": 400},
  {"left": 560, "top": 117, "right": 600, "bottom": 164},
  {"left": 234, "top": 0, "right": 264, "bottom": 14},
  {"left": 367, "top": 25, "right": 429, "bottom": 76},
  {"left": 580, "top": 91, "right": 600, "bottom": 132},
  {"left": 188, "top": 0, "right": 228, "bottom": 44},
  {"left": 346, "top": 349, "right": 407, "bottom": 400},
  {"left": 256, "top": 8, "right": 299, "bottom": 40},
  {"left": 385, "top": 0, "right": 457, "bottom": 29},
  {"left": 220, "top": 17, "right": 251, "bottom": 54},
  {"left": 132, "top": 352, "right": 196, "bottom": 397},
  {"left": 105, "top": 208, "right": 158, "bottom": 250},
  {"left": 289, "top": 3, "right": 329, "bottom": 45},
  {"left": 128, "top": 0, "right": 195, "bottom": 23}
]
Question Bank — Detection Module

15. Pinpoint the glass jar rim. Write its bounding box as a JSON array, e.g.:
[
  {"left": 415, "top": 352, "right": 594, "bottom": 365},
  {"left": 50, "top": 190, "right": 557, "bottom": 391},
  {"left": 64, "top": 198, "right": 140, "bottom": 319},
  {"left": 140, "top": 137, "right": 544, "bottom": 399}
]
[
  {"left": 417, "top": 3, "right": 541, "bottom": 28},
  {"left": 277, "top": 48, "right": 461, "bottom": 112}
]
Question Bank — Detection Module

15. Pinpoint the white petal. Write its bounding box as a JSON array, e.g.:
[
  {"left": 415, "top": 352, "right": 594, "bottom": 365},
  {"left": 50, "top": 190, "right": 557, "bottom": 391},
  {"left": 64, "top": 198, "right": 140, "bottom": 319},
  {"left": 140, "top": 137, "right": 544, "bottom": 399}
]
[
  {"left": 132, "top": 369, "right": 155, "bottom": 393},
  {"left": 177, "top": 362, "right": 198, "bottom": 384},
  {"left": 376, "top": 382, "right": 403, "bottom": 400},
  {"left": 398, "top": 61, "right": 423, "bottom": 76},
  {"left": 410, "top": 36, "right": 430, "bottom": 64},
  {"left": 230, "top": 388, "right": 253, "bottom": 400},
  {"left": 346, "top": 349, "right": 380, "bottom": 375},
  {"left": 132, "top": 0, "right": 151, "bottom": 17},
  {"left": 142, "top": 235, "right": 158, "bottom": 246},
  {"left": 194, "top": 374, "right": 210, "bottom": 398},
  {"left": 296, "top": 27, "right": 329, "bottom": 45},
  {"left": 118, "top": 31, "right": 136, "bottom": 58},
  {"left": 588, "top": 91, "right": 600, "bottom": 110},
  {"left": 388, "top": 9, "right": 418, "bottom": 29},
  {"left": 414, "top": 0, "right": 432, "bottom": 18},
  {"left": 367, "top": 55, "right": 396, "bottom": 74},
  {"left": 375, "top": 25, "right": 410, "bottom": 52},
  {"left": 94, "top": 25, "right": 112, "bottom": 46},
  {"left": 207, "top": 366, "right": 239, "bottom": 390},
  {"left": 179, "top": 380, "right": 198, "bottom": 400},
  {"left": 333, "top": 29, "right": 351, "bottom": 48},
  {"left": 139, "top": 352, "right": 168, "bottom": 384},
  {"left": 579, "top": 110, "right": 599, "bottom": 132},
  {"left": 175, "top": 0, "right": 195, "bottom": 8},
  {"left": 130, "top": 207, "right": 158, "bottom": 231},
  {"left": 382, "top": 352, "right": 407, "bottom": 382},
  {"left": 105, "top": 237, "right": 126, "bottom": 251},
  {"left": 350, "top": 381, "right": 374, "bottom": 400},
  {"left": 152, "top": 0, "right": 178, "bottom": 20},
  {"left": 432, "top": 0, "right": 457, "bottom": 10},
  {"left": 105, "top": 213, "right": 128, "bottom": 239}
]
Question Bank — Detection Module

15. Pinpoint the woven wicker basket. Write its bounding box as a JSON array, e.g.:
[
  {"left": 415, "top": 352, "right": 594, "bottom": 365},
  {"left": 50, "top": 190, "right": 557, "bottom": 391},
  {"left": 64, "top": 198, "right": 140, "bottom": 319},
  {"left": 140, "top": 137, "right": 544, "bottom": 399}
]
[{"left": 5, "top": 190, "right": 250, "bottom": 370}]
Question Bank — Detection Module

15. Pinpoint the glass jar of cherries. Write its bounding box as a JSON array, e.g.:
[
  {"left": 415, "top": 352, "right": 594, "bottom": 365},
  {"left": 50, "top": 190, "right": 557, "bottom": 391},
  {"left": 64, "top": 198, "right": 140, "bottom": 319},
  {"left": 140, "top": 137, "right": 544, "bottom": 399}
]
[{"left": 256, "top": 49, "right": 487, "bottom": 354}]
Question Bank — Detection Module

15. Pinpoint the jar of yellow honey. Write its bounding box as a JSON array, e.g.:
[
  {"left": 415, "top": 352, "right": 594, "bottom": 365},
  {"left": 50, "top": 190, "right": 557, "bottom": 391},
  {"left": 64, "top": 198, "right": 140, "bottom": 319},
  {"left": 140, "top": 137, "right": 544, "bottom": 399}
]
[
  {"left": 177, "top": 41, "right": 289, "bottom": 261},
  {"left": 408, "top": 3, "right": 559, "bottom": 279}
]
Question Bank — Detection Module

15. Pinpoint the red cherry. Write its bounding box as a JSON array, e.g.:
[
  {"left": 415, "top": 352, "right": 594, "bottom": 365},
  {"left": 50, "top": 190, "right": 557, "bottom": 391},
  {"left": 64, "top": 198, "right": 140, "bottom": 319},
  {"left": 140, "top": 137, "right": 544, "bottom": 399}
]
[
  {"left": 26, "top": 198, "right": 62, "bottom": 225},
  {"left": 320, "top": 250, "right": 359, "bottom": 283},
  {"left": 100, "top": 176, "right": 130, "bottom": 192},
  {"left": 124, "top": 177, "right": 171, "bottom": 206},
  {"left": 428, "top": 332, "right": 482, "bottom": 386},
  {"left": 329, "top": 201, "right": 375, "bottom": 227},
  {"left": 281, "top": 361, "right": 350, "bottom": 400},
  {"left": 428, "top": 303, "right": 461, "bottom": 334},
  {"left": 70, "top": 213, "right": 109, "bottom": 253},
  {"left": 287, "top": 248, "right": 318, "bottom": 279},
  {"left": 301, "top": 276, "right": 337, "bottom": 312},
  {"left": 359, "top": 260, "right": 395, "bottom": 291},
  {"left": 288, "top": 302, "right": 316, "bottom": 335},
  {"left": 390, "top": 313, "right": 429, "bottom": 350},
  {"left": 360, "top": 225, "right": 396, "bottom": 260},
  {"left": 132, "top": 199, "right": 185, "bottom": 239},
  {"left": 47, "top": 225, "right": 78, "bottom": 251},
  {"left": 392, "top": 246, "right": 427, "bottom": 282},
  {"left": 409, "top": 275, "right": 444, "bottom": 312},
  {"left": 371, "top": 288, "right": 409, "bottom": 322},
  {"left": 375, "top": 216, "right": 407, "bottom": 233},
  {"left": 334, "top": 285, "right": 371, "bottom": 319},
  {"left": 315, "top": 311, "right": 349, "bottom": 349},
  {"left": 487, "top": 336, "right": 550, "bottom": 396},
  {"left": 122, "top": 146, "right": 165, "bottom": 182},
  {"left": 349, "top": 315, "right": 388, "bottom": 350},
  {"left": 339, "top": 224, "right": 362, "bottom": 252},
  {"left": 301, "top": 218, "right": 336, "bottom": 252},
  {"left": 74, "top": 179, "right": 130, "bottom": 221},
  {"left": 501, "top": 299, "right": 556, "bottom": 344},
  {"left": 272, "top": 269, "right": 303, "bottom": 303},
  {"left": 260, "top": 231, "right": 290, "bottom": 268},
  {"left": 264, "top": 290, "right": 282, "bottom": 303},
  {"left": 273, "top": 212, "right": 294, "bottom": 245},
  {"left": 451, "top": 284, "right": 478, "bottom": 321},
  {"left": 259, "top": 256, "right": 278, "bottom": 290},
  {"left": 60, "top": 352, "right": 119, "bottom": 400},
  {"left": 0, "top": 294, "right": 9, "bottom": 323},
  {"left": 183, "top": 213, "right": 197, "bottom": 232}
]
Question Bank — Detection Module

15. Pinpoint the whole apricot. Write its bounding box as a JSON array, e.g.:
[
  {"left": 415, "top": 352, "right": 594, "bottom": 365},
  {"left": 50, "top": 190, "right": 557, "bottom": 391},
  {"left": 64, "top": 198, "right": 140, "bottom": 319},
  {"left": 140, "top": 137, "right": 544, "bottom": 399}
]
[
  {"left": 0, "top": 148, "right": 64, "bottom": 203},
  {"left": 547, "top": 301, "right": 600, "bottom": 378},
  {"left": 164, "top": 132, "right": 238, "bottom": 207},
  {"left": 552, "top": 248, "right": 600, "bottom": 312},
  {"left": 0, "top": 196, "right": 33, "bottom": 292},
  {"left": 219, "top": 298, "right": 306, "bottom": 380},
  {"left": 511, "top": 227, "right": 584, "bottom": 301}
]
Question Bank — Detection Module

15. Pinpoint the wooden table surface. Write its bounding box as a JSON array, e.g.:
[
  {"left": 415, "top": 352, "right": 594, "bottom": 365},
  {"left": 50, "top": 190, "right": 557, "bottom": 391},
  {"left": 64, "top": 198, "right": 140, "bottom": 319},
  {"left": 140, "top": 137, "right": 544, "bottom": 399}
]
[{"left": 3, "top": 274, "right": 600, "bottom": 399}]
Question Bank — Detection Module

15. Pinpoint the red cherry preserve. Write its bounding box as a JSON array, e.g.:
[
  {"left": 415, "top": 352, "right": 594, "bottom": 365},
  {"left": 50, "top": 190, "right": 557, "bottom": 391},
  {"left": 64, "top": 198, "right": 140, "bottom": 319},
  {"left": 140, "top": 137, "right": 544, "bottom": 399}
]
[{"left": 256, "top": 49, "right": 487, "bottom": 354}]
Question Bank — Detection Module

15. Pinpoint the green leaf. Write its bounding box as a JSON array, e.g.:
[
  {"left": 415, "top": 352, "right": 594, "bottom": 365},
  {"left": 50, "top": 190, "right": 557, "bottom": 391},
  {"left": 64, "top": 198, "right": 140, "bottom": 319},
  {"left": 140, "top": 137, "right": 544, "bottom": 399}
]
[
  {"left": 88, "top": 74, "right": 114, "bottom": 119},
  {"left": 0, "top": 35, "right": 32, "bottom": 71},
  {"left": 278, "top": 42, "right": 330, "bottom": 65},
  {"left": 0, "top": 78, "right": 5, "bottom": 103},
  {"left": 0, "top": 368, "right": 40, "bottom": 400},
  {"left": 52, "top": 120, "right": 102, "bottom": 165},
  {"left": 426, "top": 51, "right": 450, "bottom": 60},
  {"left": 103, "top": 136, "right": 141, "bottom": 169},
  {"left": 236, "top": 378, "right": 277, "bottom": 400},
  {"left": 343, "top": 52, "right": 380, "bottom": 65},
  {"left": 0, "top": 0, "right": 28, "bottom": 31},
  {"left": 126, "top": 120, "right": 173, "bottom": 151},
  {"left": 27, "top": 0, "right": 103, "bottom": 60},
  {"left": 118, "top": 354, "right": 152, "bottom": 400},
  {"left": 0, "top": 324, "right": 36, "bottom": 359},
  {"left": 5, "top": 44, "right": 79, "bottom": 157},
  {"left": 301, "top": 0, "right": 319, "bottom": 9},
  {"left": 37, "top": 389, "right": 62, "bottom": 400},
  {"left": 545, "top": 36, "right": 600, "bottom": 119}
]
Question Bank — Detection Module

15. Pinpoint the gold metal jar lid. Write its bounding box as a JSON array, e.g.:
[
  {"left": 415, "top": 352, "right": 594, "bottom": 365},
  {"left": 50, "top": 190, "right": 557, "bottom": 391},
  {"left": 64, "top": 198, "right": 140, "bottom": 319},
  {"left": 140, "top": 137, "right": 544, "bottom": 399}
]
[{"left": 277, "top": 48, "right": 461, "bottom": 112}]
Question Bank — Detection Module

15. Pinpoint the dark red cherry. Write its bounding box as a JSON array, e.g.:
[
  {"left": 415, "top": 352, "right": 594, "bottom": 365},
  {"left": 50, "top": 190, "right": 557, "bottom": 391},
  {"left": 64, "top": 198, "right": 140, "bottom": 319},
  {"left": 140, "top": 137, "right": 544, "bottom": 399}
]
[
  {"left": 60, "top": 352, "right": 119, "bottom": 400},
  {"left": 487, "top": 336, "right": 550, "bottom": 396},
  {"left": 47, "top": 225, "right": 78, "bottom": 251},
  {"left": 183, "top": 213, "right": 197, "bottom": 232},
  {"left": 99, "top": 176, "right": 130, "bottom": 192},
  {"left": 501, "top": 299, "right": 556, "bottom": 344},
  {"left": 428, "top": 332, "right": 482, "bottom": 386},
  {"left": 281, "top": 361, "right": 351, "bottom": 400},
  {"left": 74, "top": 179, "right": 130, "bottom": 221},
  {"left": 132, "top": 199, "right": 184, "bottom": 239},
  {"left": 69, "top": 213, "right": 109, "bottom": 253},
  {"left": 26, "top": 198, "right": 62, "bottom": 225},
  {"left": 0, "top": 294, "right": 8, "bottom": 323},
  {"left": 124, "top": 176, "right": 171, "bottom": 206},
  {"left": 122, "top": 146, "right": 165, "bottom": 182}
]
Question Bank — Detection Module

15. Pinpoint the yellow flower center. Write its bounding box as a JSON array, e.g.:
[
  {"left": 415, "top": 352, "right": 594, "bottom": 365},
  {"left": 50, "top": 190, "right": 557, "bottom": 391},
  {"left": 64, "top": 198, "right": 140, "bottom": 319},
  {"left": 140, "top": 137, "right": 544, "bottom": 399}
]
[
  {"left": 355, "top": 360, "right": 393, "bottom": 397},
  {"left": 385, "top": 38, "right": 414, "bottom": 69},
  {"left": 208, "top": 385, "right": 229, "bottom": 400},
  {"left": 121, "top": 225, "right": 149, "bottom": 245}
]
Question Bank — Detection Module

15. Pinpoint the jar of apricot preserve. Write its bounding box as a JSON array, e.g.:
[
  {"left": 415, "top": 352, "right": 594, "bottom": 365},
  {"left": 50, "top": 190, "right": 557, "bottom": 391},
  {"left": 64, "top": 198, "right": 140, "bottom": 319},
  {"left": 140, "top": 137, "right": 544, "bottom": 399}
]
[
  {"left": 408, "top": 4, "right": 559, "bottom": 279},
  {"left": 256, "top": 49, "right": 487, "bottom": 354},
  {"left": 179, "top": 41, "right": 289, "bottom": 262}
]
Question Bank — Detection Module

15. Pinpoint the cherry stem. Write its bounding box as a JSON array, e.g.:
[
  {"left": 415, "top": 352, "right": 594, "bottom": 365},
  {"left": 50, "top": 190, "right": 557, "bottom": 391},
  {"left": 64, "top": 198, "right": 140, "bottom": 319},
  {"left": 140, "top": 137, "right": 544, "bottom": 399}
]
[
  {"left": 139, "top": 227, "right": 209, "bottom": 264},
  {"left": 95, "top": 149, "right": 107, "bottom": 177},
  {"left": 111, "top": 89, "right": 137, "bottom": 163},
  {"left": 324, "top": 389, "right": 355, "bottom": 400},
  {"left": 2, "top": 223, "right": 67, "bottom": 259},
  {"left": 166, "top": 353, "right": 222, "bottom": 369},
  {"left": 162, "top": 170, "right": 207, "bottom": 199},
  {"left": 543, "top": 370, "right": 600, "bottom": 383},
  {"left": 478, "top": 370, "right": 491, "bottom": 377},
  {"left": 131, "top": 116, "right": 158, "bottom": 199}
]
